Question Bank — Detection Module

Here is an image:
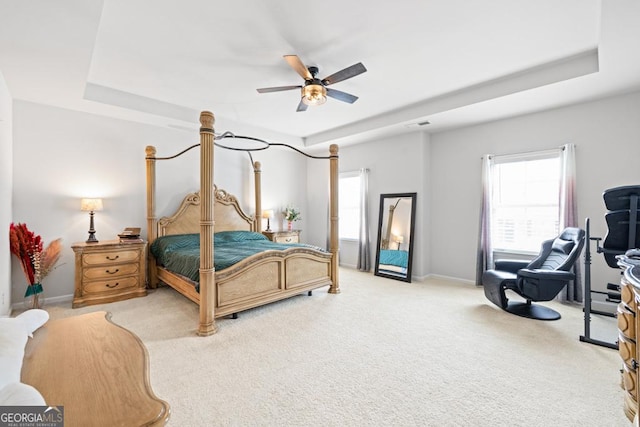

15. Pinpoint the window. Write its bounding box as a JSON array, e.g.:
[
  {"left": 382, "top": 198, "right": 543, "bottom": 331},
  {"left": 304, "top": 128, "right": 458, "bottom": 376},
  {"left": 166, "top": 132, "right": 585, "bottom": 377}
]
[
  {"left": 339, "top": 172, "right": 361, "bottom": 240},
  {"left": 490, "top": 151, "right": 560, "bottom": 253}
]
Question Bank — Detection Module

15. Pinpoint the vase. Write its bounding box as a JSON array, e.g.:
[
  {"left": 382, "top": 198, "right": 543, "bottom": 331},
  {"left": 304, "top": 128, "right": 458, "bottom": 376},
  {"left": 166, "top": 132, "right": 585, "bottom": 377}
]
[
  {"left": 287, "top": 221, "right": 293, "bottom": 231},
  {"left": 24, "top": 283, "right": 45, "bottom": 310}
]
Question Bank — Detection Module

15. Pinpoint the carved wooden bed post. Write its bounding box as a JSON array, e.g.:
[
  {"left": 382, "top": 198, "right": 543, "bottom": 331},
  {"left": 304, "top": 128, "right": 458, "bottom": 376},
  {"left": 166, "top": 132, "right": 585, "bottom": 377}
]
[
  {"left": 329, "top": 144, "right": 340, "bottom": 294},
  {"left": 383, "top": 203, "right": 396, "bottom": 250},
  {"left": 254, "top": 161, "right": 262, "bottom": 232},
  {"left": 145, "top": 145, "right": 158, "bottom": 288},
  {"left": 198, "top": 111, "right": 217, "bottom": 336}
]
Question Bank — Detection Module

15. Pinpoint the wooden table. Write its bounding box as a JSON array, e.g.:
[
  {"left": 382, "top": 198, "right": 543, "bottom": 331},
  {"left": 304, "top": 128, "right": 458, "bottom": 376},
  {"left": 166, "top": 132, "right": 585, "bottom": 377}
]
[{"left": 22, "top": 311, "right": 170, "bottom": 426}]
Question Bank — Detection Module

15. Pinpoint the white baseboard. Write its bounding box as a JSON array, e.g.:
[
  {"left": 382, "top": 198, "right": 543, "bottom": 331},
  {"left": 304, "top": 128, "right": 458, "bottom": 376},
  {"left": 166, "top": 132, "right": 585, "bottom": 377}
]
[
  {"left": 339, "top": 262, "right": 358, "bottom": 270},
  {"left": 10, "top": 293, "right": 74, "bottom": 312},
  {"left": 424, "top": 274, "right": 475, "bottom": 285}
]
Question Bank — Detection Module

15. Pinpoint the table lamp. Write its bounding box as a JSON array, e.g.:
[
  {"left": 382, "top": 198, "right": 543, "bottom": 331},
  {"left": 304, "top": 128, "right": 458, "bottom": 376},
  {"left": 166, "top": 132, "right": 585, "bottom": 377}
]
[
  {"left": 262, "top": 209, "right": 274, "bottom": 232},
  {"left": 81, "top": 198, "right": 103, "bottom": 243}
]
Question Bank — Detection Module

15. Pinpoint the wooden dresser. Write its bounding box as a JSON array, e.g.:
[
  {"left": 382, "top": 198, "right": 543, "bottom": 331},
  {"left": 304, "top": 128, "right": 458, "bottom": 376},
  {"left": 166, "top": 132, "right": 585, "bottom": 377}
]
[
  {"left": 618, "top": 257, "right": 640, "bottom": 424},
  {"left": 262, "top": 230, "right": 300, "bottom": 243},
  {"left": 71, "top": 240, "right": 147, "bottom": 308}
]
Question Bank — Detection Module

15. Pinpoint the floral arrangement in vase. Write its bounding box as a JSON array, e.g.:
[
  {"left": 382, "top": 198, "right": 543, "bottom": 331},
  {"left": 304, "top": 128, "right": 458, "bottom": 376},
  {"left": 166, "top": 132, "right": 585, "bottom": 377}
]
[
  {"left": 283, "top": 205, "right": 301, "bottom": 231},
  {"left": 9, "top": 223, "right": 63, "bottom": 309}
]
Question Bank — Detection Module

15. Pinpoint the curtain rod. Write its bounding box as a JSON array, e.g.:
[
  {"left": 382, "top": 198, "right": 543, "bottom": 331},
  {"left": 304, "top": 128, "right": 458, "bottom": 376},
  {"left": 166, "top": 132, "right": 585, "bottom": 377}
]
[{"left": 484, "top": 144, "right": 567, "bottom": 161}]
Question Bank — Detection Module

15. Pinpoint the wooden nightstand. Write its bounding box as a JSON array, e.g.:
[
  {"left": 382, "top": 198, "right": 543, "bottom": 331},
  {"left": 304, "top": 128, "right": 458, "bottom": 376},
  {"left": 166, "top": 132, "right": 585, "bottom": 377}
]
[
  {"left": 71, "top": 240, "right": 147, "bottom": 308},
  {"left": 262, "top": 230, "right": 300, "bottom": 243}
]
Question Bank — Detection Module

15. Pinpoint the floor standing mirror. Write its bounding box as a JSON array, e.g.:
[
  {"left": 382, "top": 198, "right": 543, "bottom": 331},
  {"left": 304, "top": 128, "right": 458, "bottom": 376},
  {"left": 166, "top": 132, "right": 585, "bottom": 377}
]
[{"left": 374, "top": 193, "right": 417, "bottom": 282}]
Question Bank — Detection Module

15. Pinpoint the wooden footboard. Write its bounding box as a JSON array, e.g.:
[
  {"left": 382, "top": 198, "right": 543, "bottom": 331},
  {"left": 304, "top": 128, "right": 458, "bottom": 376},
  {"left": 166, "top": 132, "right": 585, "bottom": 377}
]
[
  {"left": 215, "top": 249, "right": 332, "bottom": 317},
  {"left": 153, "top": 248, "right": 332, "bottom": 319}
]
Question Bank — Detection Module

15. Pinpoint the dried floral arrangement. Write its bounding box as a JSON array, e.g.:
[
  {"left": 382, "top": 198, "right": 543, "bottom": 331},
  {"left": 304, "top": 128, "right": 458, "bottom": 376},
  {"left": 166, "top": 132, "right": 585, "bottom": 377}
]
[{"left": 9, "top": 223, "right": 62, "bottom": 300}]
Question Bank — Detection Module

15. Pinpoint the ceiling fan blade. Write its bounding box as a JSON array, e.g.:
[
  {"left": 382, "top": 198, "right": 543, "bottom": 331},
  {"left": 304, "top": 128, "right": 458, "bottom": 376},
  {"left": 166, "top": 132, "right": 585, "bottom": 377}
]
[
  {"left": 257, "top": 85, "right": 302, "bottom": 93},
  {"left": 284, "top": 55, "right": 312, "bottom": 80},
  {"left": 296, "top": 99, "right": 308, "bottom": 112},
  {"left": 322, "top": 62, "right": 367, "bottom": 86},
  {"left": 326, "top": 88, "right": 359, "bottom": 104}
]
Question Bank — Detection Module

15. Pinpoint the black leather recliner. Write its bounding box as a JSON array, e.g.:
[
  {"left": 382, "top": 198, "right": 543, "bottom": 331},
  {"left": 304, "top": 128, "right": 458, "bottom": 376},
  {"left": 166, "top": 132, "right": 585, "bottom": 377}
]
[{"left": 482, "top": 227, "right": 586, "bottom": 320}]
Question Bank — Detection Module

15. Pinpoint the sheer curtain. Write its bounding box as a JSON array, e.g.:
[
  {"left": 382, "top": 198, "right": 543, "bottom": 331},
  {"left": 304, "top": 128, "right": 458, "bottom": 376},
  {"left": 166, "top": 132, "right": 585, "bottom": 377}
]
[
  {"left": 557, "top": 143, "right": 582, "bottom": 302},
  {"left": 475, "top": 155, "right": 494, "bottom": 286},
  {"left": 357, "top": 168, "right": 371, "bottom": 271},
  {"left": 475, "top": 145, "right": 582, "bottom": 302}
]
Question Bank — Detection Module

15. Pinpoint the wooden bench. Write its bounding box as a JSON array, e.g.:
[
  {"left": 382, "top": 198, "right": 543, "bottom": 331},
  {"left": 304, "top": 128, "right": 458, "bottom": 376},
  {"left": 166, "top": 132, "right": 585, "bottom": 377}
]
[{"left": 21, "top": 311, "right": 170, "bottom": 426}]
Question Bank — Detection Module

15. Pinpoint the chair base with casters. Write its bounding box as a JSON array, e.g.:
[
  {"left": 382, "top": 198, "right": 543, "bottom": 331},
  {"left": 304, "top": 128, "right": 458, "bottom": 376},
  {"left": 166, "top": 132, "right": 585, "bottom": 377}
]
[
  {"left": 506, "top": 301, "right": 561, "bottom": 320},
  {"left": 482, "top": 261, "right": 572, "bottom": 321},
  {"left": 482, "top": 227, "right": 585, "bottom": 321}
]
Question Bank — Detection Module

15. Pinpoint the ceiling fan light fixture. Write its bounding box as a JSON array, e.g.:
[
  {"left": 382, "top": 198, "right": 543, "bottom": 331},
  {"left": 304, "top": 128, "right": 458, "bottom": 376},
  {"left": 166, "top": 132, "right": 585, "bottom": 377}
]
[{"left": 301, "top": 84, "right": 327, "bottom": 106}]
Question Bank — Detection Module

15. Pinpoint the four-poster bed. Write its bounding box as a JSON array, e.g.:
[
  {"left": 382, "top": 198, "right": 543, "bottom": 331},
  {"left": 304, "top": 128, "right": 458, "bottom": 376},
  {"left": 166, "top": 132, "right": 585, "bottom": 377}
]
[{"left": 146, "top": 111, "right": 340, "bottom": 335}]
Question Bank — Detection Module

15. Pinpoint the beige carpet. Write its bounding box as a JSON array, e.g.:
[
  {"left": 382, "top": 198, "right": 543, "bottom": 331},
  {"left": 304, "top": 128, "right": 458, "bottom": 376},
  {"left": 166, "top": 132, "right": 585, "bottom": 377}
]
[{"left": 45, "top": 268, "right": 628, "bottom": 426}]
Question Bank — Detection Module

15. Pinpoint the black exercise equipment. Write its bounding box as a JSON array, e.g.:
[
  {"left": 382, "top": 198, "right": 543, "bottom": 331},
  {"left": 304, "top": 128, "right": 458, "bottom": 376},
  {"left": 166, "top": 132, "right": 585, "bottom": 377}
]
[{"left": 581, "top": 185, "right": 640, "bottom": 350}]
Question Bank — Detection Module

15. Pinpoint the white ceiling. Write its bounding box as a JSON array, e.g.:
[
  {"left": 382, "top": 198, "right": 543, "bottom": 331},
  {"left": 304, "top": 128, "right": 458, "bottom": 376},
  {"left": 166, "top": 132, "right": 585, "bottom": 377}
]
[{"left": 1, "top": 0, "right": 640, "bottom": 149}]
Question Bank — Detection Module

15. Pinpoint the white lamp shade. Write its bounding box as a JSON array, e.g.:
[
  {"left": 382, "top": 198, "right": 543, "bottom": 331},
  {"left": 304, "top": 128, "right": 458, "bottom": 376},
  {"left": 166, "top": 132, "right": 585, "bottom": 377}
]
[
  {"left": 81, "top": 198, "right": 103, "bottom": 212},
  {"left": 262, "top": 209, "right": 274, "bottom": 219}
]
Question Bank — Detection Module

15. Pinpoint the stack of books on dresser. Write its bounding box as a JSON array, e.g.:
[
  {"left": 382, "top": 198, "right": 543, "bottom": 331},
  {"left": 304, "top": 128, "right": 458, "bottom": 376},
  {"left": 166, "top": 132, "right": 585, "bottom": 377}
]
[{"left": 118, "top": 227, "right": 143, "bottom": 243}]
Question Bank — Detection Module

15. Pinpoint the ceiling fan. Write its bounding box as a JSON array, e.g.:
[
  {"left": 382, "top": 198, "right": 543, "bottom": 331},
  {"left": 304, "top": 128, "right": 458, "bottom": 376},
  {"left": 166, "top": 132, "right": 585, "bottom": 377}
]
[{"left": 257, "top": 55, "right": 367, "bottom": 112}]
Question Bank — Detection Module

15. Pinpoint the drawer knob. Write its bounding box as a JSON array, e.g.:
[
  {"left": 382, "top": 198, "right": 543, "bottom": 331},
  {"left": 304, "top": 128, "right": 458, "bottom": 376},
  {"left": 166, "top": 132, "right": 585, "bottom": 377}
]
[
  {"left": 106, "top": 255, "right": 120, "bottom": 261},
  {"left": 105, "top": 269, "right": 120, "bottom": 275},
  {"left": 285, "top": 238, "right": 292, "bottom": 242},
  {"left": 633, "top": 359, "right": 639, "bottom": 370},
  {"left": 106, "top": 282, "right": 120, "bottom": 289}
]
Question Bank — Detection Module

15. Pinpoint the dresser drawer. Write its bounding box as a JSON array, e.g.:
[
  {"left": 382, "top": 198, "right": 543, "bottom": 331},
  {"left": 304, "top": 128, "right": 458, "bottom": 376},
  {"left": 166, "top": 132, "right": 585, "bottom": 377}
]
[
  {"left": 274, "top": 234, "right": 299, "bottom": 244},
  {"left": 83, "top": 249, "right": 141, "bottom": 266},
  {"left": 621, "top": 280, "right": 637, "bottom": 311},
  {"left": 263, "top": 231, "right": 301, "bottom": 243},
  {"left": 619, "top": 333, "right": 637, "bottom": 368},
  {"left": 83, "top": 263, "right": 140, "bottom": 280},
  {"left": 83, "top": 276, "right": 139, "bottom": 295},
  {"left": 623, "top": 391, "right": 637, "bottom": 423},
  {"left": 622, "top": 362, "right": 638, "bottom": 399},
  {"left": 618, "top": 304, "right": 636, "bottom": 339}
]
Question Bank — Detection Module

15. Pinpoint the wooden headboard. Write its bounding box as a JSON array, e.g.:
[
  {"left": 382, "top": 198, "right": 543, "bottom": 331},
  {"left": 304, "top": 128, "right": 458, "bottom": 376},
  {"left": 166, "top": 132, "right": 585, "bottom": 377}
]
[{"left": 156, "top": 186, "right": 254, "bottom": 238}]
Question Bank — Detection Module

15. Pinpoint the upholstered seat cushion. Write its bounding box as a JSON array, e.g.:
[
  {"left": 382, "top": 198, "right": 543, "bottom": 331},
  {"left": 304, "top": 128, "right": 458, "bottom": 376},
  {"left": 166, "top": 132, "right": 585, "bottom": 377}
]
[{"left": 482, "top": 269, "right": 517, "bottom": 287}]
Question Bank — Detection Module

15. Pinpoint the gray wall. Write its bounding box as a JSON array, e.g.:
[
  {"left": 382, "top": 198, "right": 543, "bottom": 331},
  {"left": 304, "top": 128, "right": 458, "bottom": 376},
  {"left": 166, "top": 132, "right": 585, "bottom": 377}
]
[
  {"left": 7, "top": 89, "right": 640, "bottom": 307},
  {"left": 305, "top": 132, "right": 431, "bottom": 280},
  {"left": 0, "top": 72, "right": 12, "bottom": 315},
  {"left": 10, "top": 101, "right": 308, "bottom": 304},
  {"left": 430, "top": 90, "right": 640, "bottom": 291}
]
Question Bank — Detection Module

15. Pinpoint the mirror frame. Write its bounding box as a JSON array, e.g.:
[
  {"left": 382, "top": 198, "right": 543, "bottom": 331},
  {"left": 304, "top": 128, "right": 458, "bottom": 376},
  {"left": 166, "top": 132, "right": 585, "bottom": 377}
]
[{"left": 374, "top": 192, "right": 417, "bottom": 282}]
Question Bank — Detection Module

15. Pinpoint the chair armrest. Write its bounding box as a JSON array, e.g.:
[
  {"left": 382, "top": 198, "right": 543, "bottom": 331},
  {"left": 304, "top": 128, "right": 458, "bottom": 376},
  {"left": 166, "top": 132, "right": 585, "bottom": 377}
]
[
  {"left": 517, "top": 269, "right": 575, "bottom": 282},
  {"left": 494, "top": 259, "right": 529, "bottom": 274}
]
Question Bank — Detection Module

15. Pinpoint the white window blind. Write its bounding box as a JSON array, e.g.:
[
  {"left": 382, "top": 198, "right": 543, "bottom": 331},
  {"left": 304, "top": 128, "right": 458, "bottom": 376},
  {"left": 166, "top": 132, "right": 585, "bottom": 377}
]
[
  {"left": 339, "top": 173, "right": 361, "bottom": 240},
  {"left": 490, "top": 151, "right": 561, "bottom": 253}
]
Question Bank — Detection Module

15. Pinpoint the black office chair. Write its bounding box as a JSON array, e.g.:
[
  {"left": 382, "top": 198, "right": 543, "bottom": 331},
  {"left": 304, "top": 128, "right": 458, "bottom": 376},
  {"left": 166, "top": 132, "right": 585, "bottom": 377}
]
[{"left": 482, "top": 227, "right": 586, "bottom": 320}]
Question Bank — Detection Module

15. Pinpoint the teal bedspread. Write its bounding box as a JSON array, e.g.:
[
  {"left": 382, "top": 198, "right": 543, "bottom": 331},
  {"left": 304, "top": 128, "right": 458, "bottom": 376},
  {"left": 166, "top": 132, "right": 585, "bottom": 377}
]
[
  {"left": 379, "top": 249, "right": 408, "bottom": 268},
  {"left": 150, "top": 231, "right": 324, "bottom": 284}
]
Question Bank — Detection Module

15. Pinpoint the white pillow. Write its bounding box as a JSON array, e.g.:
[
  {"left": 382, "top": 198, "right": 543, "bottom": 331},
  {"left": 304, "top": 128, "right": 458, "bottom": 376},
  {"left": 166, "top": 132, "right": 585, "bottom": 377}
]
[
  {"left": 0, "top": 318, "right": 30, "bottom": 390},
  {"left": 0, "top": 310, "right": 48, "bottom": 390},
  {"left": 0, "top": 382, "right": 46, "bottom": 405},
  {"left": 15, "top": 309, "right": 49, "bottom": 337}
]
